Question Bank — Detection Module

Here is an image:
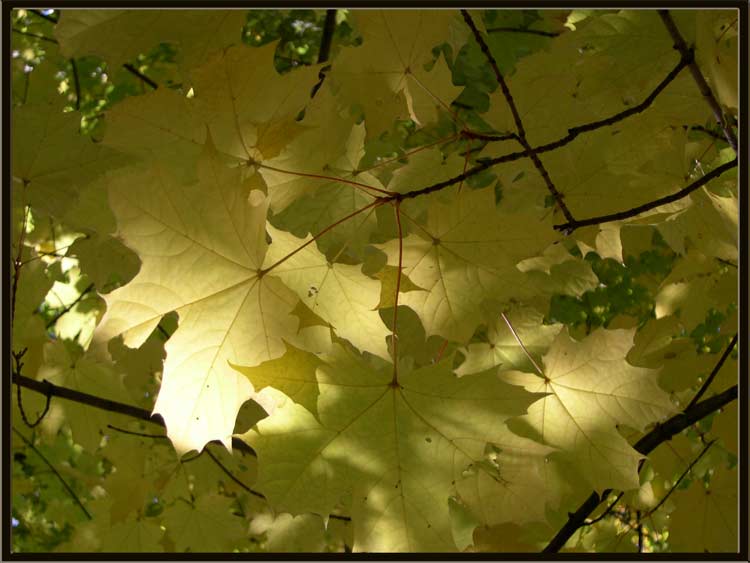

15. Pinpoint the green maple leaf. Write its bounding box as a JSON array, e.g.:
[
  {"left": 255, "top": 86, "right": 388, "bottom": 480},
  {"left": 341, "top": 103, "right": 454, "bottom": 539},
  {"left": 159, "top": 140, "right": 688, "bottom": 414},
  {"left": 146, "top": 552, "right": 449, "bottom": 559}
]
[
  {"left": 269, "top": 122, "right": 384, "bottom": 257},
  {"left": 103, "top": 43, "right": 320, "bottom": 177},
  {"left": 668, "top": 463, "right": 738, "bottom": 552},
  {"left": 55, "top": 9, "right": 247, "bottom": 74},
  {"left": 377, "top": 186, "right": 559, "bottom": 342},
  {"left": 236, "top": 343, "right": 538, "bottom": 552},
  {"left": 331, "top": 10, "right": 462, "bottom": 137},
  {"left": 162, "top": 493, "right": 246, "bottom": 552},
  {"left": 94, "top": 141, "right": 312, "bottom": 455},
  {"left": 500, "top": 328, "right": 675, "bottom": 491},
  {"left": 13, "top": 99, "right": 126, "bottom": 220}
]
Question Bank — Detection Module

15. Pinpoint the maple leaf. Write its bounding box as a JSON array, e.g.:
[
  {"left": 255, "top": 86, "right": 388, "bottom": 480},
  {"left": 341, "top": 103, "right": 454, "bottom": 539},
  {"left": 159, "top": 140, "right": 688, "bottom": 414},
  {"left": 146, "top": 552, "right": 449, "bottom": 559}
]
[
  {"left": 500, "top": 328, "right": 675, "bottom": 491},
  {"left": 94, "top": 141, "right": 310, "bottom": 455},
  {"left": 236, "top": 344, "right": 539, "bottom": 552},
  {"left": 55, "top": 10, "right": 247, "bottom": 75},
  {"left": 377, "top": 186, "right": 559, "bottom": 342},
  {"left": 668, "top": 463, "right": 738, "bottom": 552},
  {"left": 103, "top": 43, "right": 320, "bottom": 177},
  {"left": 330, "top": 10, "right": 462, "bottom": 137}
]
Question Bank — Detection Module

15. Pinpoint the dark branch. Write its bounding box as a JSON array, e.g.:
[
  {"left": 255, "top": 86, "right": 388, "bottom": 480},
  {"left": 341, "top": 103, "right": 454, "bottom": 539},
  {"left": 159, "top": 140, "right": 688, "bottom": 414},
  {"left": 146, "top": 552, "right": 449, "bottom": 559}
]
[
  {"left": 554, "top": 158, "right": 737, "bottom": 232},
  {"left": 12, "top": 371, "right": 257, "bottom": 457},
  {"left": 401, "top": 51, "right": 691, "bottom": 202},
  {"left": 543, "top": 384, "right": 737, "bottom": 552},
  {"left": 462, "top": 130, "right": 517, "bottom": 142},
  {"left": 12, "top": 28, "right": 58, "bottom": 44},
  {"left": 485, "top": 26, "right": 560, "bottom": 38},
  {"left": 70, "top": 58, "right": 80, "bottom": 111},
  {"left": 461, "top": 9, "right": 575, "bottom": 224},
  {"left": 122, "top": 63, "right": 158, "bottom": 90},
  {"left": 12, "top": 427, "right": 92, "bottom": 520},
  {"left": 107, "top": 424, "right": 168, "bottom": 440},
  {"left": 14, "top": 348, "right": 52, "bottom": 428},
  {"left": 684, "top": 124, "right": 726, "bottom": 142},
  {"left": 46, "top": 282, "right": 95, "bottom": 329},
  {"left": 687, "top": 334, "right": 737, "bottom": 409},
  {"left": 317, "top": 9, "right": 337, "bottom": 64},
  {"left": 658, "top": 10, "right": 738, "bottom": 153},
  {"left": 29, "top": 9, "right": 59, "bottom": 24}
]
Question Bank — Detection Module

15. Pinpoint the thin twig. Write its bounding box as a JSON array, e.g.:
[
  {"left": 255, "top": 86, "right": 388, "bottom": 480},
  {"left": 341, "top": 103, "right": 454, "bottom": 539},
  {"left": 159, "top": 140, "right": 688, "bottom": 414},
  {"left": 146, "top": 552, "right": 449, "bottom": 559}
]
[
  {"left": 70, "top": 58, "right": 80, "bottom": 111},
  {"left": 204, "top": 448, "right": 265, "bottom": 500},
  {"left": 29, "top": 9, "right": 59, "bottom": 24},
  {"left": 14, "top": 348, "right": 52, "bottom": 428},
  {"left": 485, "top": 26, "right": 560, "bottom": 38},
  {"left": 122, "top": 63, "right": 158, "bottom": 90},
  {"left": 583, "top": 491, "right": 624, "bottom": 526},
  {"left": 658, "top": 10, "right": 738, "bottom": 153},
  {"left": 107, "top": 424, "right": 168, "bottom": 440},
  {"left": 684, "top": 124, "right": 726, "bottom": 142},
  {"left": 636, "top": 511, "right": 643, "bottom": 552},
  {"left": 500, "top": 312, "right": 544, "bottom": 376},
  {"left": 11, "top": 203, "right": 29, "bottom": 328},
  {"left": 12, "top": 28, "right": 58, "bottom": 44},
  {"left": 400, "top": 40, "right": 692, "bottom": 203},
  {"left": 554, "top": 158, "right": 737, "bottom": 233},
  {"left": 12, "top": 427, "right": 92, "bottom": 520},
  {"left": 686, "top": 334, "right": 737, "bottom": 409},
  {"left": 461, "top": 10, "right": 575, "bottom": 224},
  {"left": 45, "top": 282, "right": 95, "bottom": 329},
  {"left": 644, "top": 439, "right": 716, "bottom": 518}
]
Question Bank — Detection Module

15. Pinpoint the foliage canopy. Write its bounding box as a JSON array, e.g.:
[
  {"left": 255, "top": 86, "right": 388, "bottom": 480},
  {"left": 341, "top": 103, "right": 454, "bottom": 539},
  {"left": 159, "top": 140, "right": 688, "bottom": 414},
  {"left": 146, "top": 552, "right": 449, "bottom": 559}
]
[{"left": 8, "top": 6, "right": 741, "bottom": 555}]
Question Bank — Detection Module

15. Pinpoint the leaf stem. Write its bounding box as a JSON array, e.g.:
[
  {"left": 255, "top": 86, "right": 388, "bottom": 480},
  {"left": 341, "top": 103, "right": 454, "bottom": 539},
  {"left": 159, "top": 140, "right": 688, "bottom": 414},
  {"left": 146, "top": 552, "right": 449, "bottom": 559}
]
[
  {"left": 261, "top": 198, "right": 385, "bottom": 275},
  {"left": 258, "top": 162, "right": 394, "bottom": 197},
  {"left": 391, "top": 202, "right": 404, "bottom": 383},
  {"left": 500, "top": 312, "right": 544, "bottom": 377}
]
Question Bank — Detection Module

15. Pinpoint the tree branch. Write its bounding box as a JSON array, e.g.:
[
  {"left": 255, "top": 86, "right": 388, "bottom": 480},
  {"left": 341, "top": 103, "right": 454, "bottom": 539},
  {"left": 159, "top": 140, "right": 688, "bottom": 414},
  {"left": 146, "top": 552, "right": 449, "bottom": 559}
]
[
  {"left": 70, "top": 58, "right": 81, "bottom": 111},
  {"left": 553, "top": 157, "right": 737, "bottom": 232},
  {"left": 461, "top": 9, "right": 575, "bottom": 224},
  {"left": 29, "top": 9, "right": 59, "bottom": 24},
  {"left": 542, "top": 383, "right": 737, "bottom": 552},
  {"left": 400, "top": 52, "right": 691, "bottom": 202},
  {"left": 485, "top": 26, "right": 560, "bottom": 38},
  {"left": 45, "top": 282, "right": 95, "bottom": 329},
  {"left": 122, "top": 63, "right": 158, "bottom": 90},
  {"left": 12, "top": 28, "right": 58, "bottom": 44},
  {"left": 12, "top": 427, "right": 92, "bottom": 520},
  {"left": 658, "top": 10, "right": 738, "bottom": 153},
  {"left": 11, "top": 371, "right": 257, "bottom": 457},
  {"left": 317, "top": 9, "right": 337, "bottom": 64},
  {"left": 643, "top": 439, "right": 716, "bottom": 519}
]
